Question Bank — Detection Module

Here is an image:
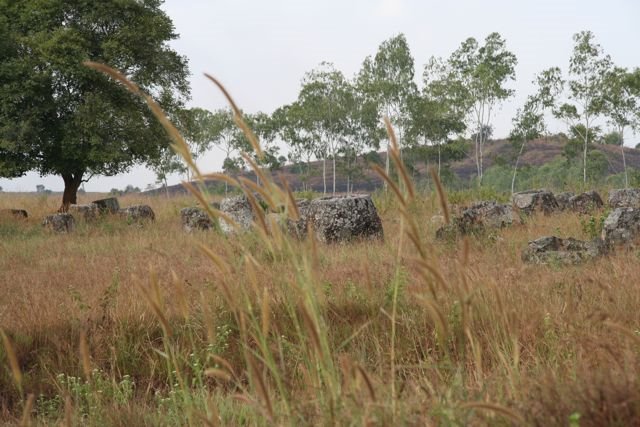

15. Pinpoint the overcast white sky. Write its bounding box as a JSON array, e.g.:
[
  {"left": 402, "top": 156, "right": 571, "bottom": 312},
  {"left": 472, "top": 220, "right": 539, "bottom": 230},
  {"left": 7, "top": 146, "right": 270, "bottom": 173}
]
[{"left": 2, "top": 0, "right": 639, "bottom": 192}]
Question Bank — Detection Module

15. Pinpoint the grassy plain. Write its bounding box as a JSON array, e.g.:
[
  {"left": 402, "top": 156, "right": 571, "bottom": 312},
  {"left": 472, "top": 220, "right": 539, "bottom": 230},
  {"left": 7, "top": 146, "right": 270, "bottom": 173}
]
[{"left": 0, "top": 186, "right": 639, "bottom": 426}]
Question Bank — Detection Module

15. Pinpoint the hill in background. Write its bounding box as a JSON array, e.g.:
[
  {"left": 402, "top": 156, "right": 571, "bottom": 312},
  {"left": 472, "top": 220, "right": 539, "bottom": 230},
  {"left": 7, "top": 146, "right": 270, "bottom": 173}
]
[{"left": 146, "top": 136, "right": 640, "bottom": 196}]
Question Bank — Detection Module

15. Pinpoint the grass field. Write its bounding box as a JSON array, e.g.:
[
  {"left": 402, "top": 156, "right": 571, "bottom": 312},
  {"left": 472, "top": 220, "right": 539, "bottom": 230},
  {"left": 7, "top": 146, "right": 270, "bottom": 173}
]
[{"left": 1, "top": 184, "right": 639, "bottom": 426}]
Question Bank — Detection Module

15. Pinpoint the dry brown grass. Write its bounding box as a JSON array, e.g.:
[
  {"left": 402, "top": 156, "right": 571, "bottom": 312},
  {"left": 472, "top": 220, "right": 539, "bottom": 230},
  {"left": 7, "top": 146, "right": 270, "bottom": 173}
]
[
  {"left": 1, "top": 63, "right": 638, "bottom": 425},
  {"left": 0, "top": 188, "right": 639, "bottom": 425}
]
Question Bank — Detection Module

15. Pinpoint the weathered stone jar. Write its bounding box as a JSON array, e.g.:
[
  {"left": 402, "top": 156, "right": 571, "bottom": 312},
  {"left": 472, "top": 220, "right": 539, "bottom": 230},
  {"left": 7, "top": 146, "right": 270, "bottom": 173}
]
[
  {"left": 302, "top": 195, "right": 383, "bottom": 243},
  {"left": 181, "top": 207, "right": 214, "bottom": 232},
  {"left": 42, "top": 213, "right": 75, "bottom": 233}
]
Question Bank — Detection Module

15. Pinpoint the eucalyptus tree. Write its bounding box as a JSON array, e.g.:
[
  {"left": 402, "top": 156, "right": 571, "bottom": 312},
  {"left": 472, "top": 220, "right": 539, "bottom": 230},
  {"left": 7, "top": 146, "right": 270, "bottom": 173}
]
[
  {"left": 602, "top": 67, "right": 639, "bottom": 187},
  {"left": 196, "top": 108, "right": 246, "bottom": 192},
  {"left": 149, "top": 146, "right": 185, "bottom": 196},
  {"left": 553, "top": 31, "right": 612, "bottom": 183},
  {"left": 243, "top": 111, "right": 282, "bottom": 181},
  {"left": 406, "top": 98, "right": 465, "bottom": 178},
  {"left": 415, "top": 57, "right": 468, "bottom": 177},
  {"left": 357, "top": 34, "right": 417, "bottom": 181},
  {"left": 447, "top": 32, "right": 517, "bottom": 185},
  {"left": 186, "top": 107, "right": 221, "bottom": 159},
  {"left": 509, "top": 102, "right": 545, "bottom": 194},
  {"left": 0, "top": 0, "right": 190, "bottom": 209},
  {"left": 509, "top": 68, "right": 563, "bottom": 194},
  {"left": 150, "top": 107, "right": 217, "bottom": 188},
  {"left": 296, "top": 62, "right": 351, "bottom": 194},
  {"left": 338, "top": 84, "right": 382, "bottom": 193},
  {"left": 272, "top": 103, "right": 316, "bottom": 190}
]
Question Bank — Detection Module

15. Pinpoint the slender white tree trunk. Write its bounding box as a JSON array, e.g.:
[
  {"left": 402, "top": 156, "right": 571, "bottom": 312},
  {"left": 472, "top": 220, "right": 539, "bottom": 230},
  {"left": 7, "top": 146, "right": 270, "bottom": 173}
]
[
  {"left": 618, "top": 127, "right": 628, "bottom": 188},
  {"left": 385, "top": 142, "right": 390, "bottom": 186},
  {"left": 384, "top": 105, "right": 391, "bottom": 191},
  {"left": 322, "top": 157, "right": 327, "bottom": 195},
  {"left": 437, "top": 143, "right": 442, "bottom": 178},
  {"left": 511, "top": 139, "right": 527, "bottom": 195},
  {"left": 583, "top": 119, "right": 589, "bottom": 183},
  {"left": 398, "top": 125, "right": 403, "bottom": 161},
  {"left": 475, "top": 132, "right": 480, "bottom": 181},
  {"left": 332, "top": 154, "right": 336, "bottom": 195},
  {"left": 474, "top": 106, "right": 482, "bottom": 184},
  {"left": 306, "top": 157, "right": 311, "bottom": 192},
  {"left": 479, "top": 114, "right": 484, "bottom": 185}
]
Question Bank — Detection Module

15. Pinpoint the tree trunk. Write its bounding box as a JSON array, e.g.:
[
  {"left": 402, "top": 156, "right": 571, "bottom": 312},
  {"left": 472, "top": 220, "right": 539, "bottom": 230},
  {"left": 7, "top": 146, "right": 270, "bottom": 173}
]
[
  {"left": 437, "top": 143, "right": 441, "bottom": 178},
  {"left": 398, "top": 126, "right": 403, "bottom": 162},
  {"left": 322, "top": 157, "right": 327, "bottom": 195},
  {"left": 474, "top": 129, "right": 481, "bottom": 185},
  {"left": 306, "top": 157, "right": 311, "bottom": 192},
  {"left": 332, "top": 155, "right": 336, "bottom": 195},
  {"left": 583, "top": 128, "right": 589, "bottom": 183},
  {"left": 384, "top": 142, "right": 390, "bottom": 190},
  {"left": 581, "top": 117, "right": 591, "bottom": 183},
  {"left": 60, "top": 172, "right": 84, "bottom": 212},
  {"left": 511, "top": 140, "right": 527, "bottom": 195},
  {"left": 620, "top": 127, "right": 628, "bottom": 188},
  {"left": 479, "top": 140, "right": 484, "bottom": 186},
  {"left": 164, "top": 176, "right": 169, "bottom": 198}
]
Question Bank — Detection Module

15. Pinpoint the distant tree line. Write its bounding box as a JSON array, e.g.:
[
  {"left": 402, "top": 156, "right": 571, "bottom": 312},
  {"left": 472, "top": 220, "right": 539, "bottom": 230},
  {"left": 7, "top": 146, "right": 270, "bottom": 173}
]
[
  {"left": 109, "top": 184, "right": 141, "bottom": 196},
  {"left": 174, "top": 31, "right": 640, "bottom": 194},
  {"left": 1, "top": 0, "right": 639, "bottom": 208}
]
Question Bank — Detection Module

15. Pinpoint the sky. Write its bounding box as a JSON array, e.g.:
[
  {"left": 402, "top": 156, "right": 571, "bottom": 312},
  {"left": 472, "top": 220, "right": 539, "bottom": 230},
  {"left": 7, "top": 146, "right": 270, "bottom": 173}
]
[{"left": 2, "top": 0, "right": 639, "bottom": 192}]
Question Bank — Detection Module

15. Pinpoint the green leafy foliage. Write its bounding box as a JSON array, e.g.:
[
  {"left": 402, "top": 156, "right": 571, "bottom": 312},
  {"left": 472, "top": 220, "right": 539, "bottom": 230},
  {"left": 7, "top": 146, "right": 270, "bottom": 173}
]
[
  {"left": 0, "top": 0, "right": 190, "bottom": 205},
  {"left": 580, "top": 213, "right": 607, "bottom": 240},
  {"left": 552, "top": 31, "right": 612, "bottom": 183},
  {"left": 446, "top": 32, "right": 518, "bottom": 183}
]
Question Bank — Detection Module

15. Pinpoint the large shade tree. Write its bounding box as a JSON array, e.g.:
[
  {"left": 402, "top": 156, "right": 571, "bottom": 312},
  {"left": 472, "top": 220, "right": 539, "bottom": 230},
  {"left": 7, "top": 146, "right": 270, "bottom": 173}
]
[{"left": 0, "top": 0, "right": 189, "bottom": 209}]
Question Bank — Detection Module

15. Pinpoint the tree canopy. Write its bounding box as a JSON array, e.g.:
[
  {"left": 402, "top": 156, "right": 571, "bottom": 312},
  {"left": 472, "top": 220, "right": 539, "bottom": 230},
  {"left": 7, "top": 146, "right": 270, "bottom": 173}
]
[
  {"left": 0, "top": 0, "right": 189, "bottom": 207},
  {"left": 2, "top": 19, "right": 637, "bottom": 197}
]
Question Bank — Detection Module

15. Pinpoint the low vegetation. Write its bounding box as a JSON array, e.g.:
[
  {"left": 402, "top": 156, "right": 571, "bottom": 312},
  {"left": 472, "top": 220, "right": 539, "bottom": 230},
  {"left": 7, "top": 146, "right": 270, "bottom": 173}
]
[{"left": 2, "top": 176, "right": 640, "bottom": 426}]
